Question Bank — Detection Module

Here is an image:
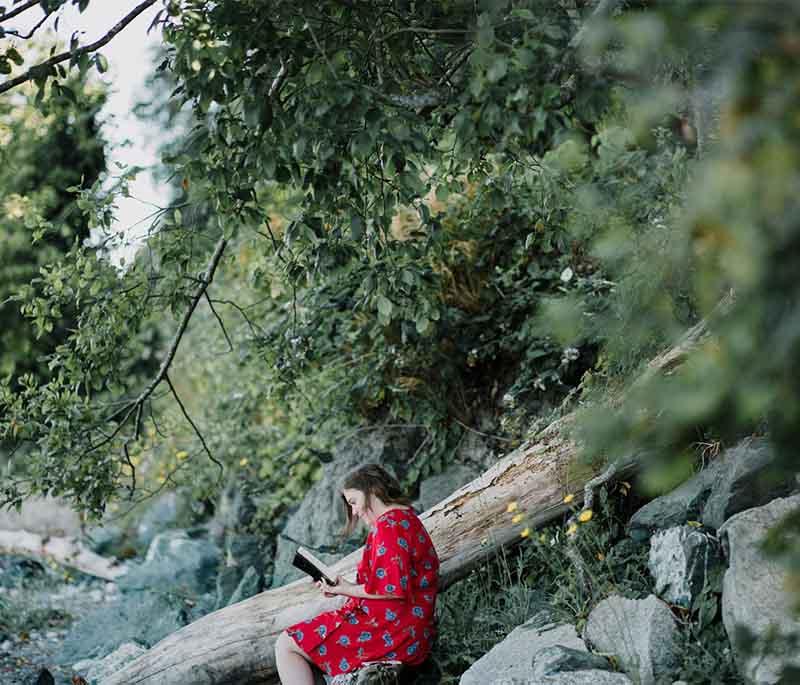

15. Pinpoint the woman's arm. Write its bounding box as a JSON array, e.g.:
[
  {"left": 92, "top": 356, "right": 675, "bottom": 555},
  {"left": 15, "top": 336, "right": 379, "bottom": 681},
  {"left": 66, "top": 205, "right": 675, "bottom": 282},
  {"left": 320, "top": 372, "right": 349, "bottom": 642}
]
[{"left": 317, "top": 577, "right": 402, "bottom": 601}]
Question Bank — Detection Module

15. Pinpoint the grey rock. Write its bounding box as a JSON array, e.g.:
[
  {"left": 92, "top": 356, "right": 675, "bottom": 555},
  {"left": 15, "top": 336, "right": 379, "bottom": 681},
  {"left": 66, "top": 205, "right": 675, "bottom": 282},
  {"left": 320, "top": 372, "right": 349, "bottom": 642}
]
[
  {"left": 648, "top": 525, "right": 723, "bottom": 608},
  {"left": 459, "top": 614, "right": 580, "bottom": 685},
  {"left": 584, "top": 594, "right": 680, "bottom": 685},
  {"left": 215, "top": 533, "right": 265, "bottom": 608},
  {"left": 323, "top": 661, "right": 404, "bottom": 684},
  {"left": 628, "top": 462, "right": 720, "bottom": 541},
  {"left": 121, "top": 530, "right": 220, "bottom": 595},
  {"left": 85, "top": 525, "right": 126, "bottom": 557},
  {"left": 33, "top": 668, "right": 54, "bottom": 685},
  {"left": 206, "top": 480, "right": 258, "bottom": 543},
  {"left": 414, "top": 463, "right": 481, "bottom": 513},
  {"left": 533, "top": 645, "right": 612, "bottom": 678},
  {"left": 534, "top": 671, "right": 634, "bottom": 684},
  {"left": 701, "top": 437, "right": 796, "bottom": 530},
  {"left": 59, "top": 590, "right": 203, "bottom": 663},
  {"left": 136, "top": 491, "right": 180, "bottom": 549},
  {"left": 226, "top": 565, "right": 262, "bottom": 606},
  {"left": 719, "top": 493, "right": 800, "bottom": 684},
  {"left": 271, "top": 429, "right": 420, "bottom": 588},
  {"left": 72, "top": 641, "right": 147, "bottom": 685}
]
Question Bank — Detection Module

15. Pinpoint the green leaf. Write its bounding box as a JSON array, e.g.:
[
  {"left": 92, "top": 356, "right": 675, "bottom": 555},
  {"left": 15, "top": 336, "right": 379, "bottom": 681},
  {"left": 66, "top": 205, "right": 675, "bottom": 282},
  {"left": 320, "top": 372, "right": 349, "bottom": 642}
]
[
  {"left": 486, "top": 56, "right": 507, "bottom": 83},
  {"left": 377, "top": 295, "right": 393, "bottom": 319},
  {"left": 95, "top": 54, "right": 109, "bottom": 73},
  {"left": 350, "top": 215, "right": 364, "bottom": 241},
  {"left": 6, "top": 47, "right": 23, "bottom": 66}
]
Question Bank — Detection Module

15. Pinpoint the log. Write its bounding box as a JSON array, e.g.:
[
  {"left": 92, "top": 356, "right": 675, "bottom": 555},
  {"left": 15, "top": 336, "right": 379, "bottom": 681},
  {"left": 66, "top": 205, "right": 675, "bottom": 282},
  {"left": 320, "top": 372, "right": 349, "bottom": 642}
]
[
  {"left": 103, "top": 306, "right": 721, "bottom": 685},
  {"left": 0, "top": 529, "right": 127, "bottom": 581}
]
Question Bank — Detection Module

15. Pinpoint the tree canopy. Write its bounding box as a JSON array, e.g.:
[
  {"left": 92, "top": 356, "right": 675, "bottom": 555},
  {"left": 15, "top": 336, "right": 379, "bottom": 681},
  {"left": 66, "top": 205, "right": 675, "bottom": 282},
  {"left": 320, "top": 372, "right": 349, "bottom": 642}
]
[{"left": 1, "top": 0, "right": 799, "bottom": 590}]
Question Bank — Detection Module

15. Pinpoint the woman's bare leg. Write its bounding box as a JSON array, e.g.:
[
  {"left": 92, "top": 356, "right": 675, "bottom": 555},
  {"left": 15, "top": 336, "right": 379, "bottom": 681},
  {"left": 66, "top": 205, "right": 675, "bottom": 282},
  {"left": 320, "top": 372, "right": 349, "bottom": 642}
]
[{"left": 275, "top": 630, "right": 316, "bottom": 685}]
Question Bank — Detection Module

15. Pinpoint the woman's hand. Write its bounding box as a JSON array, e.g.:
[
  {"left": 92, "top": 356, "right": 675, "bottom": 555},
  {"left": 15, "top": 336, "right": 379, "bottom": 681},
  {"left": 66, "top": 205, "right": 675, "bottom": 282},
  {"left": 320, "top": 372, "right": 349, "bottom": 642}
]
[{"left": 316, "top": 575, "right": 355, "bottom": 598}]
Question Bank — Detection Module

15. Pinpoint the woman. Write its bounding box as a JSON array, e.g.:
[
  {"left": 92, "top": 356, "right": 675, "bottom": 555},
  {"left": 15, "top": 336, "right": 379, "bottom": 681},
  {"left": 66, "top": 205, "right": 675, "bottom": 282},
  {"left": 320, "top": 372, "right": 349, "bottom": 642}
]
[{"left": 274, "top": 464, "right": 440, "bottom": 684}]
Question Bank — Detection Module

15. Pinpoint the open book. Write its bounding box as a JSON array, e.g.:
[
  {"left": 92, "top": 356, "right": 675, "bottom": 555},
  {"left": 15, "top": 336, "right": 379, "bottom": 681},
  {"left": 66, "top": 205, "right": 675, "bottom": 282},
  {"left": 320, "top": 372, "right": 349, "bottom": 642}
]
[{"left": 292, "top": 546, "right": 338, "bottom": 585}]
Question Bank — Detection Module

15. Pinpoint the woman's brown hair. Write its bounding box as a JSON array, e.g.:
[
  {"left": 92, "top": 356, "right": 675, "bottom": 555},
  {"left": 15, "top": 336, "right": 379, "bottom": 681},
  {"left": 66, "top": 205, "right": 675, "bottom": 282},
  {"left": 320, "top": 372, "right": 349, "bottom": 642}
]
[{"left": 339, "top": 463, "right": 413, "bottom": 539}]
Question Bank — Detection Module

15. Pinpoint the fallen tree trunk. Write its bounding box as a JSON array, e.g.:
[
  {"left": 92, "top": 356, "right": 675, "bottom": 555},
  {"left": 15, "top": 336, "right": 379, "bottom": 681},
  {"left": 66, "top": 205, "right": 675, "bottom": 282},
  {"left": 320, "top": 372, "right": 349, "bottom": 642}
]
[
  {"left": 103, "top": 304, "right": 723, "bottom": 685},
  {"left": 0, "top": 529, "right": 127, "bottom": 581}
]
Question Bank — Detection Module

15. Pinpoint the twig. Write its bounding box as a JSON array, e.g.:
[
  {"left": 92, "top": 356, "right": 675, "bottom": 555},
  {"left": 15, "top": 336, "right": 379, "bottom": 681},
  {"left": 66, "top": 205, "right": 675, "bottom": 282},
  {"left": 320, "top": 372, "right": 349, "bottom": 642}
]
[
  {"left": 0, "top": 0, "right": 39, "bottom": 24},
  {"left": 4, "top": 11, "right": 49, "bottom": 40},
  {"left": 208, "top": 298, "right": 266, "bottom": 337},
  {"left": 0, "top": 0, "right": 159, "bottom": 95},
  {"left": 204, "top": 291, "right": 234, "bottom": 352},
  {"left": 165, "top": 373, "right": 224, "bottom": 479},
  {"left": 453, "top": 417, "right": 516, "bottom": 443}
]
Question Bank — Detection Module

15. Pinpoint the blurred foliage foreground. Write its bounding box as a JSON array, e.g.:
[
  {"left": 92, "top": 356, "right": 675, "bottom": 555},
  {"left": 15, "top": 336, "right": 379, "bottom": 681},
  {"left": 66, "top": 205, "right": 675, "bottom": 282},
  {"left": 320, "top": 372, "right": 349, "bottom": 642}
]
[{"left": 0, "top": 0, "right": 799, "bottom": 605}]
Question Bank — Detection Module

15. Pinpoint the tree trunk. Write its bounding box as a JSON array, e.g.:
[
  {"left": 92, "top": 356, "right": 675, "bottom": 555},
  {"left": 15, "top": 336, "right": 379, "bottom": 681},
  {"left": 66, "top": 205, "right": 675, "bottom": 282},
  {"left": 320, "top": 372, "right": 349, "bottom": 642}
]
[
  {"left": 102, "top": 303, "right": 723, "bottom": 685},
  {"left": 0, "top": 529, "right": 127, "bottom": 581}
]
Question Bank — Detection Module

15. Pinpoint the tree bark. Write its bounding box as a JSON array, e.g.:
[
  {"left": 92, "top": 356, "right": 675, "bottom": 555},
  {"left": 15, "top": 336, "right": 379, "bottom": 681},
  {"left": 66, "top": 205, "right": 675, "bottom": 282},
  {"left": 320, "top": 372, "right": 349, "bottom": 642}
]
[
  {"left": 102, "top": 304, "right": 721, "bottom": 685},
  {"left": 0, "top": 529, "right": 127, "bottom": 581}
]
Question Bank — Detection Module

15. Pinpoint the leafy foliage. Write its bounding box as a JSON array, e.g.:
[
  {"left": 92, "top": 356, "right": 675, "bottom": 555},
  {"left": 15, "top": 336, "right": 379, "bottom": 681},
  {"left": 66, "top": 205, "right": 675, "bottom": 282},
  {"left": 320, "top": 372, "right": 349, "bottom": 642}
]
[
  {"left": 0, "top": 77, "right": 106, "bottom": 381},
  {"left": 0, "top": 3, "right": 799, "bottom": 605}
]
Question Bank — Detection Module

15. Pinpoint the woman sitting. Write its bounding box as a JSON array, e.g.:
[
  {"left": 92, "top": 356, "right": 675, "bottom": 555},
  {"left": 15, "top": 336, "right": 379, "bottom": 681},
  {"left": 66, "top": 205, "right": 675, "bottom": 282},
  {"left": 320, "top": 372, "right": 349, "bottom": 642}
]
[{"left": 274, "top": 463, "right": 440, "bottom": 684}]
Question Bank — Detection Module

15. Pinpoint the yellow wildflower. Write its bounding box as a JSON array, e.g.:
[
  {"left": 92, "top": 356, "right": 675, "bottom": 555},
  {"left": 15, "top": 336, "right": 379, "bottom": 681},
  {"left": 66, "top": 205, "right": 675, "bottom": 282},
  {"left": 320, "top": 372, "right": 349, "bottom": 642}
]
[
  {"left": 578, "top": 509, "right": 593, "bottom": 523},
  {"left": 239, "top": 458, "right": 249, "bottom": 467},
  {"left": 511, "top": 513, "right": 524, "bottom": 524},
  {"left": 520, "top": 528, "right": 530, "bottom": 538},
  {"left": 563, "top": 494, "right": 575, "bottom": 504},
  {"left": 176, "top": 450, "right": 189, "bottom": 460},
  {"left": 506, "top": 501, "right": 518, "bottom": 513},
  {"left": 566, "top": 523, "right": 578, "bottom": 536}
]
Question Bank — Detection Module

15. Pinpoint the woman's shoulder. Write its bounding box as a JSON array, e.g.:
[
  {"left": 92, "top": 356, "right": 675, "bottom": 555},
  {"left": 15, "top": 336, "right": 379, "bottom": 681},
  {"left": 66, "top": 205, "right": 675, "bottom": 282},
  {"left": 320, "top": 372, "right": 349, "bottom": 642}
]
[{"left": 375, "top": 505, "right": 419, "bottom": 528}]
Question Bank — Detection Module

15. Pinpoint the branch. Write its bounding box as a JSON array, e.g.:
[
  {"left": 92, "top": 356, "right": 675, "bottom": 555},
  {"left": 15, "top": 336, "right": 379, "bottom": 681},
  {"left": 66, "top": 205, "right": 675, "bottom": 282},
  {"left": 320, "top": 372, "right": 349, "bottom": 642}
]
[
  {"left": 165, "top": 373, "right": 224, "bottom": 478},
  {"left": 0, "top": 0, "right": 158, "bottom": 95},
  {"left": 0, "top": 0, "right": 39, "bottom": 24},
  {"left": 125, "top": 237, "right": 228, "bottom": 412},
  {"left": 96, "top": 238, "right": 227, "bottom": 459},
  {"left": 3, "top": 11, "right": 48, "bottom": 40},
  {"left": 204, "top": 291, "right": 234, "bottom": 352}
]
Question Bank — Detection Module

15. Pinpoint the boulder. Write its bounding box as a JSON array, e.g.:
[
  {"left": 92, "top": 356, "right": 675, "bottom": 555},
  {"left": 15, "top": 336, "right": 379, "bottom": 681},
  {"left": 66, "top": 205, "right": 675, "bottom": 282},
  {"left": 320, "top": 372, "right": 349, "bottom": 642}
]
[
  {"left": 583, "top": 594, "right": 680, "bottom": 685},
  {"left": 629, "top": 437, "right": 798, "bottom": 541},
  {"left": 719, "top": 493, "right": 800, "bottom": 684},
  {"left": 58, "top": 531, "right": 220, "bottom": 664},
  {"left": 72, "top": 642, "right": 147, "bottom": 684},
  {"left": 136, "top": 491, "right": 181, "bottom": 550},
  {"left": 648, "top": 525, "right": 723, "bottom": 608},
  {"left": 628, "top": 462, "right": 720, "bottom": 541},
  {"left": 459, "top": 614, "right": 582, "bottom": 685},
  {"left": 121, "top": 530, "right": 220, "bottom": 595},
  {"left": 701, "top": 438, "right": 797, "bottom": 530},
  {"left": 323, "top": 661, "right": 405, "bottom": 684},
  {"left": 413, "top": 463, "right": 481, "bottom": 513},
  {"left": 85, "top": 525, "right": 127, "bottom": 558},
  {"left": 533, "top": 671, "right": 633, "bottom": 684},
  {"left": 226, "top": 565, "right": 262, "bottom": 606},
  {"left": 214, "top": 533, "right": 265, "bottom": 609},
  {"left": 532, "top": 645, "right": 613, "bottom": 678}
]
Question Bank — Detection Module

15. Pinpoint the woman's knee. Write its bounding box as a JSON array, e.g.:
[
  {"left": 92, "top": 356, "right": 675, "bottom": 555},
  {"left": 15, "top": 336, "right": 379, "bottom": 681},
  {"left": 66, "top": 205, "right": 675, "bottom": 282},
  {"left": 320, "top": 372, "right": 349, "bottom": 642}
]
[
  {"left": 275, "top": 630, "right": 293, "bottom": 655},
  {"left": 277, "top": 630, "right": 307, "bottom": 657}
]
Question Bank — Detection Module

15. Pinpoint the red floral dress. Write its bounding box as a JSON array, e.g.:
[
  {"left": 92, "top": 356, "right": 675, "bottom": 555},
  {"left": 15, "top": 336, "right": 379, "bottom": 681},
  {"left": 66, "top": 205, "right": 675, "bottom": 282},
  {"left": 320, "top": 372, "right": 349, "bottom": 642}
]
[{"left": 286, "top": 507, "right": 439, "bottom": 677}]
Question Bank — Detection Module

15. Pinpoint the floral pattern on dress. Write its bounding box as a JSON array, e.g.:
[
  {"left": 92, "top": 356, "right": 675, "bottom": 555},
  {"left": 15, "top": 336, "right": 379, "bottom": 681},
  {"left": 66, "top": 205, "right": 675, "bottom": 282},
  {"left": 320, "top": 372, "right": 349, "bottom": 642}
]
[{"left": 285, "top": 507, "right": 440, "bottom": 676}]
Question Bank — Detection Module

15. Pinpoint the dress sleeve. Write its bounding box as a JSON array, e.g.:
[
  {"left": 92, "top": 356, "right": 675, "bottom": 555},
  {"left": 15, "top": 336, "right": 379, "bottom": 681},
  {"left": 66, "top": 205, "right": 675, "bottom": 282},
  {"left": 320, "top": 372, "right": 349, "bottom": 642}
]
[
  {"left": 356, "top": 530, "right": 372, "bottom": 584},
  {"left": 364, "top": 518, "right": 411, "bottom": 599}
]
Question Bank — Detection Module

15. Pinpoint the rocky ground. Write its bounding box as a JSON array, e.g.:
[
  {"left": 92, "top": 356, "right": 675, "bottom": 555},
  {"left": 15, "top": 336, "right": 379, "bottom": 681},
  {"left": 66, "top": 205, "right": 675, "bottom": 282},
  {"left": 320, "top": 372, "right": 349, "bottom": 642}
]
[{"left": 0, "top": 556, "right": 117, "bottom": 685}]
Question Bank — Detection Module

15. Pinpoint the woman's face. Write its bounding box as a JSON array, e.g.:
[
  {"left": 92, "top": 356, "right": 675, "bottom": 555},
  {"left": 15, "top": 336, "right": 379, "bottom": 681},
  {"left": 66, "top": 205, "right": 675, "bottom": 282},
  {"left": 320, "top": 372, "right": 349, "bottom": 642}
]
[{"left": 343, "top": 488, "right": 376, "bottom": 525}]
